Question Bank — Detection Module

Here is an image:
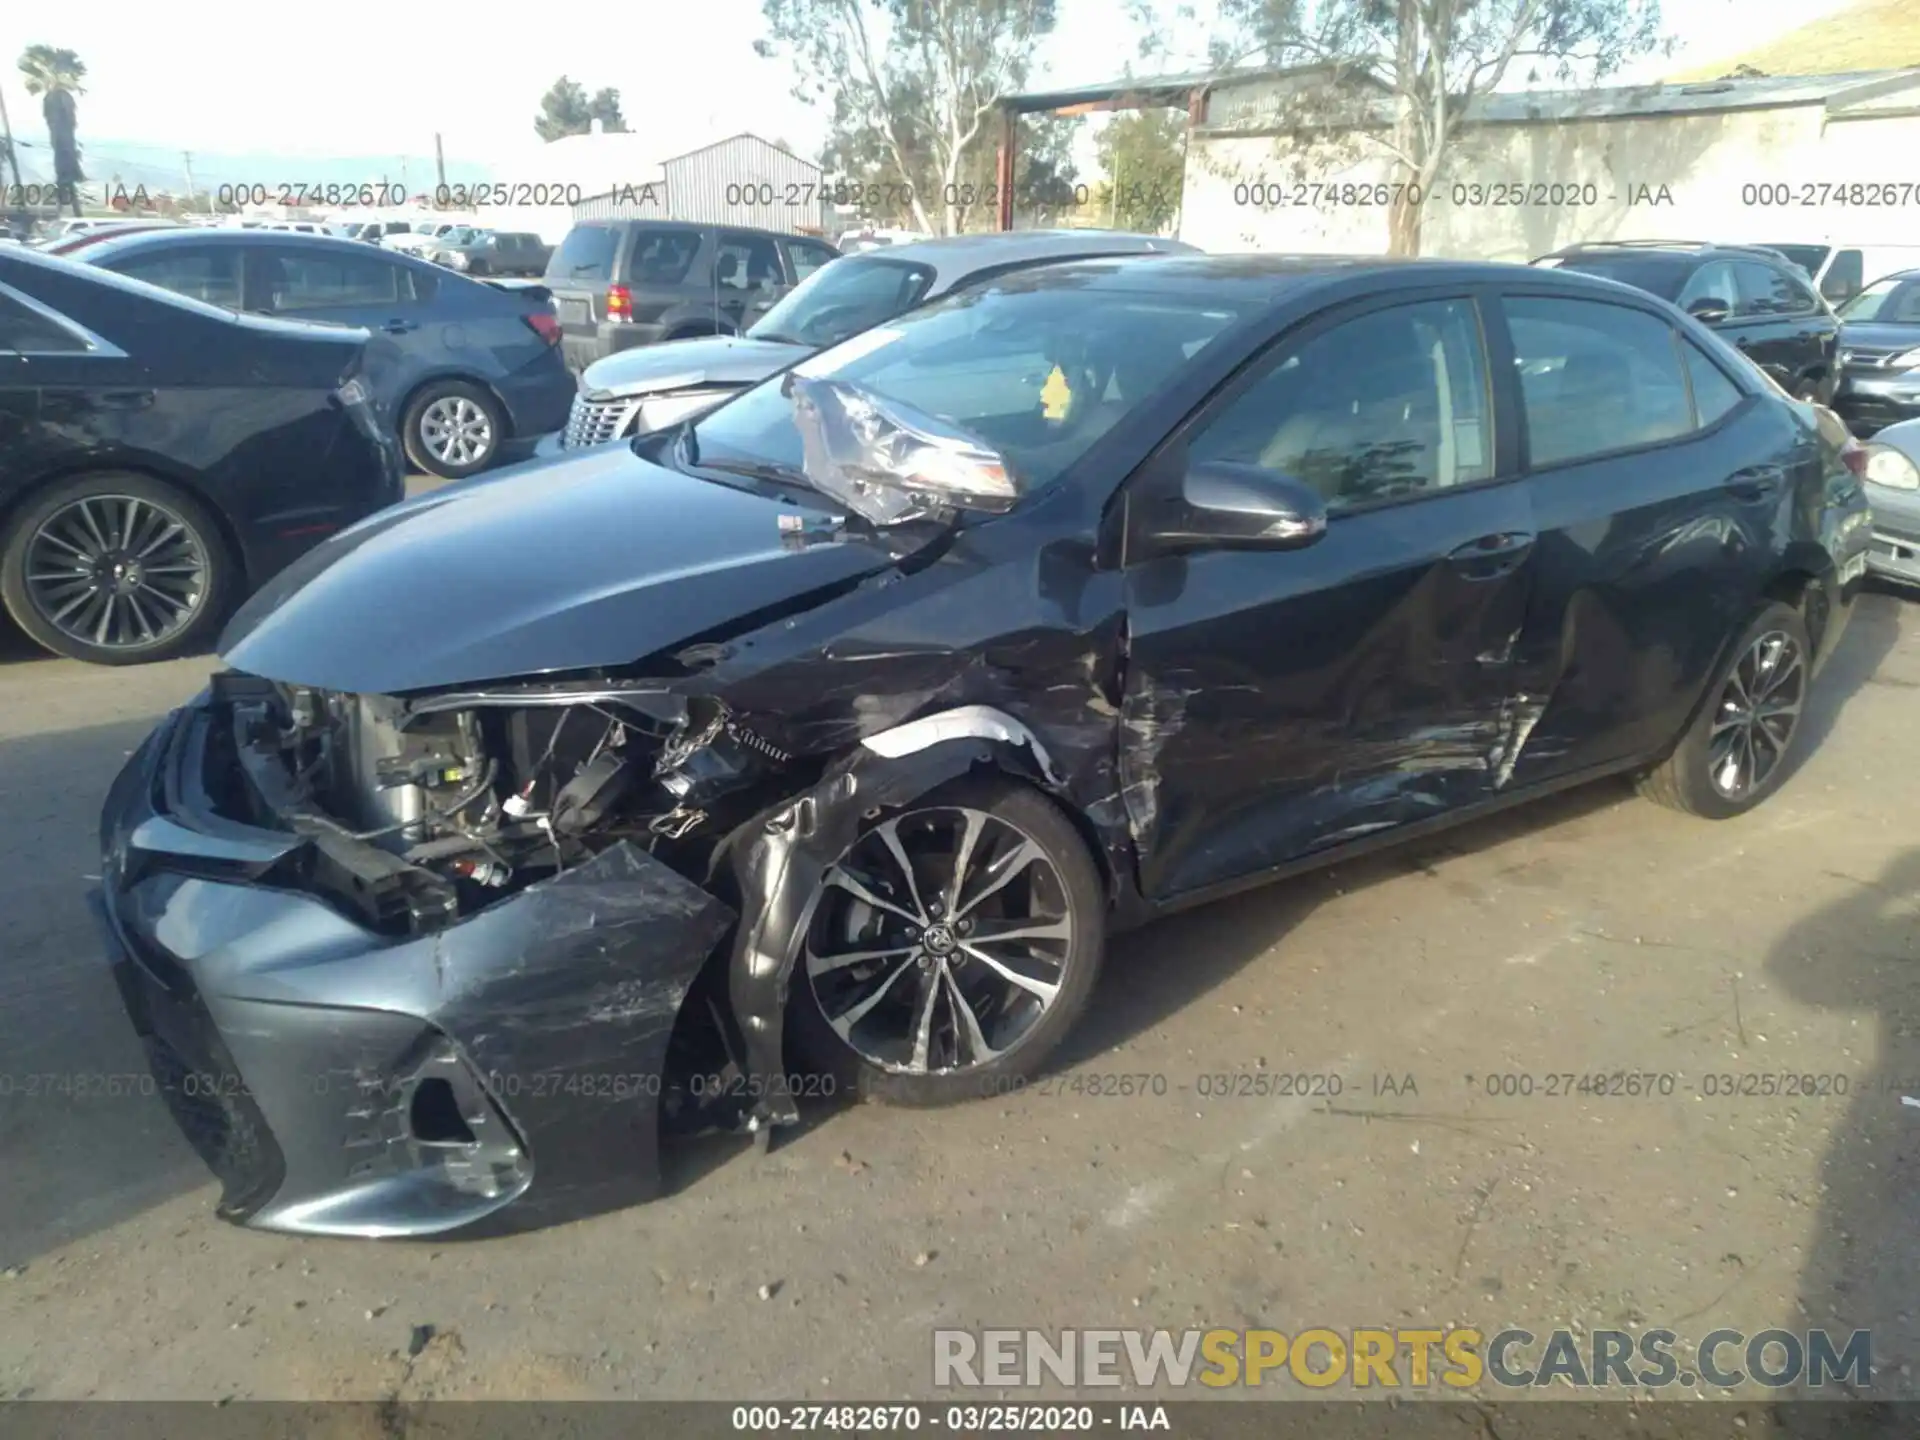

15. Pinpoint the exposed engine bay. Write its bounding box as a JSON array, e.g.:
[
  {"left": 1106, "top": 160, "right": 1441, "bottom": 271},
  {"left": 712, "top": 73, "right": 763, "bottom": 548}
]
[{"left": 212, "top": 672, "right": 799, "bottom": 937}]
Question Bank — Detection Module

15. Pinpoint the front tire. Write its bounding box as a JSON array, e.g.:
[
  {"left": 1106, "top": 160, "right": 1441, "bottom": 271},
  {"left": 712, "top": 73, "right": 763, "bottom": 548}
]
[
  {"left": 1637, "top": 600, "right": 1810, "bottom": 818},
  {"left": 1, "top": 472, "right": 233, "bottom": 665},
  {"left": 788, "top": 777, "right": 1106, "bottom": 1107},
  {"left": 403, "top": 379, "right": 503, "bottom": 479}
]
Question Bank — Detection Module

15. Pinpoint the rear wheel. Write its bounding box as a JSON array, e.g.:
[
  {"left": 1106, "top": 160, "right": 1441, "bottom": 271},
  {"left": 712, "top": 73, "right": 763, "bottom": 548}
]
[
  {"left": 403, "top": 379, "right": 503, "bottom": 478},
  {"left": 1637, "top": 600, "right": 1810, "bottom": 818},
  {"left": 1, "top": 472, "right": 233, "bottom": 665},
  {"left": 788, "top": 778, "right": 1105, "bottom": 1107}
]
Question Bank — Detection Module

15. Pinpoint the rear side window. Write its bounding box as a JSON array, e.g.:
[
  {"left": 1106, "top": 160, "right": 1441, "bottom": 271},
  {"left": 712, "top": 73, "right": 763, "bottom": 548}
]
[
  {"left": 109, "top": 247, "right": 242, "bottom": 309},
  {"left": 0, "top": 291, "right": 87, "bottom": 353},
  {"left": 626, "top": 227, "right": 700, "bottom": 285},
  {"left": 1504, "top": 297, "right": 1694, "bottom": 468},
  {"left": 1680, "top": 341, "right": 1744, "bottom": 427},
  {"left": 259, "top": 249, "right": 407, "bottom": 309}
]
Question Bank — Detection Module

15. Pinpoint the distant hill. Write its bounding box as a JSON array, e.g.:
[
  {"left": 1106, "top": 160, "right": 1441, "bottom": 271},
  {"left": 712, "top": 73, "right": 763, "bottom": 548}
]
[
  {"left": 5, "top": 138, "right": 492, "bottom": 198},
  {"left": 1669, "top": 0, "right": 1920, "bottom": 81}
]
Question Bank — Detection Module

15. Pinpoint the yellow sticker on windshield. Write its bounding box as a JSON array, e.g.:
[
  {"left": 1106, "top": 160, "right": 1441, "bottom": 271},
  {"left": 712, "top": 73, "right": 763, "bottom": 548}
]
[{"left": 1041, "top": 365, "right": 1072, "bottom": 420}]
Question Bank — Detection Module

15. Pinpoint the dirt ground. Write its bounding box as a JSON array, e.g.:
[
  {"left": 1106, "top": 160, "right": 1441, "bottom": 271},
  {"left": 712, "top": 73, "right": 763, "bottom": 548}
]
[{"left": 4, "top": 571, "right": 1919, "bottom": 1405}]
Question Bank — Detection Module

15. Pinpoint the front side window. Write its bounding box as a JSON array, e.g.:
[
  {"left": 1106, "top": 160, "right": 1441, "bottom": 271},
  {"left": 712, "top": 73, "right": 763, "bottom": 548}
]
[
  {"left": 747, "top": 255, "right": 934, "bottom": 347},
  {"left": 109, "top": 247, "right": 242, "bottom": 309},
  {"left": 1839, "top": 278, "right": 1920, "bottom": 323},
  {"left": 1677, "top": 262, "right": 1739, "bottom": 314},
  {"left": 260, "top": 250, "right": 406, "bottom": 310},
  {"left": 1188, "top": 299, "right": 1494, "bottom": 510},
  {"left": 690, "top": 282, "right": 1245, "bottom": 497},
  {"left": 783, "top": 239, "right": 839, "bottom": 283},
  {"left": 716, "top": 232, "right": 784, "bottom": 292},
  {"left": 0, "top": 291, "right": 87, "bottom": 353},
  {"left": 1504, "top": 296, "right": 1694, "bottom": 468},
  {"left": 1734, "top": 262, "right": 1818, "bottom": 317}
]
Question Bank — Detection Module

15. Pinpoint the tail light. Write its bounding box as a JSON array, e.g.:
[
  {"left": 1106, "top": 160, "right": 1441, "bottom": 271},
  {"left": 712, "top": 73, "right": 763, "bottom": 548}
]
[
  {"left": 606, "top": 284, "right": 632, "bottom": 322},
  {"left": 524, "top": 311, "right": 561, "bottom": 346}
]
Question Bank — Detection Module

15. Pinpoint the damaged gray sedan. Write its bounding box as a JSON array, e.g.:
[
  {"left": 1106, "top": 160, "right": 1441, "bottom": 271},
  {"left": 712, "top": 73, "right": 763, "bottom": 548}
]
[{"left": 95, "top": 255, "right": 1871, "bottom": 1236}]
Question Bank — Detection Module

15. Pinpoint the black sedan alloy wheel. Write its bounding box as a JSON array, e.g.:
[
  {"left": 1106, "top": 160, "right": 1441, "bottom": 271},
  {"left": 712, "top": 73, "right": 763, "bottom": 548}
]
[
  {"left": 24, "top": 493, "right": 210, "bottom": 650},
  {"left": 796, "top": 780, "right": 1104, "bottom": 1105},
  {"left": 1707, "top": 627, "right": 1805, "bottom": 801},
  {"left": 2, "top": 473, "right": 229, "bottom": 664}
]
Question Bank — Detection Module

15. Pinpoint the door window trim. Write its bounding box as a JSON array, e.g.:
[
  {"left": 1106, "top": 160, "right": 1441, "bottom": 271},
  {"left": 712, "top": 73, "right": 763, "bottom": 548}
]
[
  {"left": 1492, "top": 287, "right": 1751, "bottom": 474},
  {"left": 1114, "top": 286, "right": 1520, "bottom": 569},
  {"left": 0, "top": 281, "right": 128, "bottom": 357}
]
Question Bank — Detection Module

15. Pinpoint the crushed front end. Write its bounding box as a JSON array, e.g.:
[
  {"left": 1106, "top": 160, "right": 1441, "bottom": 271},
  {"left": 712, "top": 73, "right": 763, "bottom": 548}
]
[{"left": 91, "top": 671, "right": 794, "bottom": 1236}]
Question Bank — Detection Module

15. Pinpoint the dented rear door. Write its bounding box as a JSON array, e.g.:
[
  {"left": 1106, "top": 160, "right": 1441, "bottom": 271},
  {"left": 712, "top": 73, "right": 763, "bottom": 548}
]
[{"left": 1118, "top": 291, "right": 1538, "bottom": 903}]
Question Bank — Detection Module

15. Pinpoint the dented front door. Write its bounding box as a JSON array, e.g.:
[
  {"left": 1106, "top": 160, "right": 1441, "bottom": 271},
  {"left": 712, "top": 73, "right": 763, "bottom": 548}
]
[{"left": 1117, "top": 292, "right": 1539, "bottom": 904}]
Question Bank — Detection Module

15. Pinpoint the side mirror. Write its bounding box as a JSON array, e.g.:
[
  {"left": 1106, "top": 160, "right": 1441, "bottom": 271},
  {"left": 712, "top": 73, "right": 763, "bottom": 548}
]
[
  {"left": 1687, "top": 297, "right": 1731, "bottom": 325},
  {"left": 1145, "top": 460, "right": 1329, "bottom": 556}
]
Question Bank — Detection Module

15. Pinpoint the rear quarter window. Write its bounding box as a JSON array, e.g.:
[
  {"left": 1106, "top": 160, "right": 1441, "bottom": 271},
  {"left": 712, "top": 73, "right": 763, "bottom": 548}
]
[
  {"left": 548, "top": 225, "right": 619, "bottom": 283},
  {"left": 625, "top": 227, "right": 701, "bottom": 286}
]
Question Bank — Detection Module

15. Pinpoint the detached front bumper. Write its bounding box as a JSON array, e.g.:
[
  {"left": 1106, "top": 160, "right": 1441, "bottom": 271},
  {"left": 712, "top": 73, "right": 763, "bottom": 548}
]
[{"left": 95, "top": 699, "right": 734, "bottom": 1237}]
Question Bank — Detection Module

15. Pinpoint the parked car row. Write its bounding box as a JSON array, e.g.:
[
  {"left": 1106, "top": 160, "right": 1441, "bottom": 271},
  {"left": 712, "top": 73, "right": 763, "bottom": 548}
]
[{"left": 84, "top": 249, "right": 1876, "bottom": 1239}]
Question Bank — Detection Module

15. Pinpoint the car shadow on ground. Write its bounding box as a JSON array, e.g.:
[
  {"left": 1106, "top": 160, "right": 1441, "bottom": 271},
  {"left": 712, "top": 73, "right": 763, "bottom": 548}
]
[
  {"left": 0, "top": 715, "right": 213, "bottom": 1271},
  {"left": 1770, "top": 844, "right": 1920, "bottom": 1430}
]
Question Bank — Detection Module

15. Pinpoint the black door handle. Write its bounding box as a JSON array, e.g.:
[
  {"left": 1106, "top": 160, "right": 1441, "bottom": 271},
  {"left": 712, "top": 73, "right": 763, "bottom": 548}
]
[{"left": 1447, "top": 530, "right": 1536, "bottom": 579}]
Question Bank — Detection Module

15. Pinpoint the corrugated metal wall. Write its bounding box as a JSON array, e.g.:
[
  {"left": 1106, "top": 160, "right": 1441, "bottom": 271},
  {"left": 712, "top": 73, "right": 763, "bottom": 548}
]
[{"left": 570, "top": 136, "right": 827, "bottom": 234}]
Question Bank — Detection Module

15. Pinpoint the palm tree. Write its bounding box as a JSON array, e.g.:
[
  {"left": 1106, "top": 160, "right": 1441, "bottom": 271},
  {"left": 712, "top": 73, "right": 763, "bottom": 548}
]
[{"left": 18, "top": 46, "right": 86, "bottom": 217}]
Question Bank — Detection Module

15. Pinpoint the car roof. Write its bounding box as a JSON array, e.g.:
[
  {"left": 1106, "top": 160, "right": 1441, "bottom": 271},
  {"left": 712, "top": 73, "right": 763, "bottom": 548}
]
[
  {"left": 78, "top": 227, "right": 439, "bottom": 268},
  {"left": 985, "top": 251, "right": 1675, "bottom": 306},
  {"left": 877, "top": 229, "right": 1194, "bottom": 270},
  {"left": 1544, "top": 240, "right": 1790, "bottom": 265},
  {"left": 569, "top": 217, "right": 795, "bottom": 241}
]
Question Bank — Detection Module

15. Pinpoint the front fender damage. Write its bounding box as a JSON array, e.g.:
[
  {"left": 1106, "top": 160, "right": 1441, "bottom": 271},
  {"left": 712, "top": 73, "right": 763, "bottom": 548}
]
[{"left": 724, "top": 710, "right": 1065, "bottom": 1142}]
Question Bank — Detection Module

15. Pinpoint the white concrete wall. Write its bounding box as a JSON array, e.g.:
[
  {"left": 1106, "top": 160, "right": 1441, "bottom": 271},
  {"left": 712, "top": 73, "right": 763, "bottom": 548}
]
[{"left": 1182, "top": 102, "right": 1920, "bottom": 260}]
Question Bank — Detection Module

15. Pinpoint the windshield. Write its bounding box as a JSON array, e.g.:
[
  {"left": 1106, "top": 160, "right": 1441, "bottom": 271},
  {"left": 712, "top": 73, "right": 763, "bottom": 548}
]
[
  {"left": 442, "top": 227, "right": 481, "bottom": 245},
  {"left": 1839, "top": 277, "right": 1920, "bottom": 322},
  {"left": 689, "top": 280, "right": 1245, "bottom": 502},
  {"left": 1539, "top": 252, "right": 1690, "bottom": 301},
  {"left": 747, "top": 254, "right": 935, "bottom": 347}
]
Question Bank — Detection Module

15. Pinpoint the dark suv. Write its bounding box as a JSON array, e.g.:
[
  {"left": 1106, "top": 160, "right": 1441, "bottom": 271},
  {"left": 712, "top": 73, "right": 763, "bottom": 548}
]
[
  {"left": 543, "top": 219, "right": 841, "bottom": 372},
  {"left": 1535, "top": 241, "right": 1840, "bottom": 404}
]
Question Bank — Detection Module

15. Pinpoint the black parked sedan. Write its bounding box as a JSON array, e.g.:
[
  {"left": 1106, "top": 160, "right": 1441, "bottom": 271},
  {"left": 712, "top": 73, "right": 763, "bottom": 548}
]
[
  {"left": 1535, "top": 241, "right": 1840, "bottom": 404},
  {"left": 79, "top": 229, "right": 574, "bottom": 479},
  {"left": 0, "top": 247, "right": 402, "bottom": 664},
  {"left": 96, "top": 255, "right": 1870, "bottom": 1236}
]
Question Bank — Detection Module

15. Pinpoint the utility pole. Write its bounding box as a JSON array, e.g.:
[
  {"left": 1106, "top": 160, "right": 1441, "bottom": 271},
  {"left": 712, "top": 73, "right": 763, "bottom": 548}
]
[
  {"left": 434, "top": 132, "right": 447, "bottom": 189},
  {"left": 182, "top": 151, "right": 196, "bottom": 206}
]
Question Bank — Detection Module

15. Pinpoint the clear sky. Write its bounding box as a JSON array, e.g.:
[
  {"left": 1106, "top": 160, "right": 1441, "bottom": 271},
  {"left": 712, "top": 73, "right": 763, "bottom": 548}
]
[{"left": 1, "top": 0, "right": 1866, "bottom": 178}]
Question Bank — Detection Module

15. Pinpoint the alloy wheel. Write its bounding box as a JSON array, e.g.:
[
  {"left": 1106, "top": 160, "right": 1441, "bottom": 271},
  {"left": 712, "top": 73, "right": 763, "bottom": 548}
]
[
  {"left": 22, "top": 493, "right": 210, "bottom": 652},
  {"left": 419, "top": 396, "right": 494, "bottom": 467},
  {"left": 1708, "top": 628, "right": 1805, "bottom": 800},
  {"left": 805, "top": 806, "right": 1074, "bottom": 1076}
]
